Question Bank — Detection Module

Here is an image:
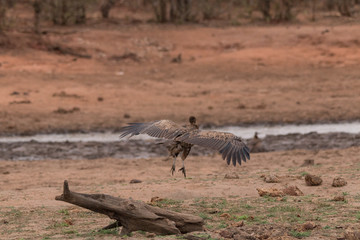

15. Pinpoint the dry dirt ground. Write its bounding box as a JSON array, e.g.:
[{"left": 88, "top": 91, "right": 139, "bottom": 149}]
[
  {"left": 1, "top": 14, "right": 360, "bottom": 240},
  {"left": 1, "top": 147, "right": 360, "bottom": 239},
  {"left": 1, "top": 22, "right": 360, "bottom": 135}
]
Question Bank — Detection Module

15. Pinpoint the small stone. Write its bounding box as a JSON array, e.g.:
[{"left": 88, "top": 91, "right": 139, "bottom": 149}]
[
  {"left": 97, "top": 97, "right": 104, "bottom": 102},
  {"left": 299, "top": 222, "right": 317, "bottom": 231},
  {"left": 171, "top": 53, "right": 182, "bottom": 63},
  {"left": 9, "top": 100, "right": 31, "bottom": 104},
  {"left": 305, "top": 174, "right": 323, "bottom": 186},
  {"left": 332, "top": 177, "right": 347, "bottom": 187},
  {"left": 2, "top": 171, "right": 10, "bottom": 175},
  {"left": 344, "top": 230, "right": 360, "bottom": 240},
  {"left": 233, "top": 232, "right": 256, "bottom": 240},
  {"left": 256, "top": 188, "right": 284, "bottom": 197},
  {"left": 146, "top": 232, "right": 157, "bottom": 238},
  {"left": 208, "top": 209, "right": 218, "bottom": 214},
  {"left": 150, "top": 196, "right": 163, "bottom": 203},
  {"left": 53, "top": 107, "right": 80, "bottom": 114},
  {"left": 220, "top": 213, "right": 231, "bottom": 219},
  {"left": 224, "top": 172, "right": 239, "bottom": 179},
  {"left": 282, "top": 185, "right": 304, "bottom": 196},
  {"left": 219, "top": 227, "right": 238, "bottom": 238},
  {"left": 129, "top": 179, "right": 142, "bottom": 184},
  {"left": 123, "top": 113, "right": 131, "bottom": 119},
  {"left": 231, "top": 221, "right": 244, "bottom": 227},
  {"left": 333, "top": 195, "right": 345, "bottom": 201},
  {"left": 64, "top": 219, "right": 73, "bottom": 226},
  {"left": 301, "top": 159, "right": 314, "bottom": 167},
  {"left": 263, "top": 174, "right": 280, "bottom": 183}
]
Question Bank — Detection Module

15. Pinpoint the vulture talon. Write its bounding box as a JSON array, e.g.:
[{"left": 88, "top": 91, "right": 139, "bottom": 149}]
[
  {"left": 170, "top": 165, "right": 176, "bottom": 175},
  {"left": 178, "top": 167, "right": 186, "bottom": 178}
]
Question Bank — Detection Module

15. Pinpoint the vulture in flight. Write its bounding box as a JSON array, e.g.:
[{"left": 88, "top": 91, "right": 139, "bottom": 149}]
[{"left": 119, "top": 116, "right": 250, "bottom": 177}]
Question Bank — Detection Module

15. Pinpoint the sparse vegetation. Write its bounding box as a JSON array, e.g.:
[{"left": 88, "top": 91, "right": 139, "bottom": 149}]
[
  {"left": 0, "top": 1, "right": 360, "bottom": 239},
  {"left": 289, "top": 230, "right": 311, "bottom": 238}
]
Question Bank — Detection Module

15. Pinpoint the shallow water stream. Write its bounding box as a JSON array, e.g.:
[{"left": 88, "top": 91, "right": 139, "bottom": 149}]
[
  {"left": 0, "top": 122, "right": 359, "bottom": 160},
  {"left": 0, "top": 121, "right": 359, "bottom": 143}
]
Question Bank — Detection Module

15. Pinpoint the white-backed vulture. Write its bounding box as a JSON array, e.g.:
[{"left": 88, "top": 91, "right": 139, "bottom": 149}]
[{"left": 119, "top": 116, "right": 250, "bottom": 177}]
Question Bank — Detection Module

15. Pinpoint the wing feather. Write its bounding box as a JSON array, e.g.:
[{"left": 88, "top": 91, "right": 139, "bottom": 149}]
[
  {"left": 240, "top": 149, "right": 246, "bottom": 162},
  {"left": 178, "top": 130, "right": 250, "bottom": 166},
  {"left": 236, "top": 151, "right": 242, "bottom": 166},
  {"left": 119, "top": 120, "right": 187, "bottom": 140}
]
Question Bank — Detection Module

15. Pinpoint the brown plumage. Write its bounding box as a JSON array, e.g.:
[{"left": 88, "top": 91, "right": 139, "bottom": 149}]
[{"left": 119, "top": 116, "right": 250, "bottom": 177}]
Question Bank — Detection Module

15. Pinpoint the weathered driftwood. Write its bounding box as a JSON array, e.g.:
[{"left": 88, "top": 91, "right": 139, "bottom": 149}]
[{"left": 55, "top": 180, "right": 204, "bottom": 236}]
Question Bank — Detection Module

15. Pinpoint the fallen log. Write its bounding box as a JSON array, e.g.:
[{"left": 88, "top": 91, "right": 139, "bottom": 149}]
[{"left": 55, "top": 180, "right": 204, "bottom": 236}]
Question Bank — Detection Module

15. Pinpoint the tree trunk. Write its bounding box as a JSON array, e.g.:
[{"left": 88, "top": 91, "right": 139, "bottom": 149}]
[
  {"left": 336, "top": 0, "right": 353, "bottom": 17},
  {"left": 100, "top": 0, "right": 117, "bottom": 19},
  {"left": 310, "top": 0, "right": 316, "bottom": 21},
  {"left": 258, "top": 0, "right": 271, "bottom": 21},
  {"left": 74, "top": 1, "right": 86, "bottom": 24},
  {"left": 60, "top": 0, "right": 68, "bottom": 25},
  {"left": 152, "top": 0, "right": 168, "bottom": 23},
  {"left": 32, "top": 0, "right": 42, "bottom": 33},
  {"left": 0, "top": 0, "right": 7, "bottom": 31},
  {"left": 55, "top": 180, "right": 204, "bottom": 236},
  {"left": 281, "top": 0, "right": 294, "bottom": 21}
]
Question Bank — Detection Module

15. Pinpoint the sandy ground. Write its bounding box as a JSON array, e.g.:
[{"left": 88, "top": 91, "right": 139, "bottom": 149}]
[
  {"left": 1, "top": 147, "right": 360, "bottom": 239},
  {"left": 1, "top": 12, "right": 360, "bottom": 240},
  {"left": 1, "top": 23, "right": 360, "bottom": 135}
]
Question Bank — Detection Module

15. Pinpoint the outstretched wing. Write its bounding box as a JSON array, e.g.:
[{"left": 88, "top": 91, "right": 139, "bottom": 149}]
[
  {"left": 119, "top": 120, "right": 188, "bottom": 140},
  {"left": 177, "top": 130, "right": 250, "bottom": 166}
]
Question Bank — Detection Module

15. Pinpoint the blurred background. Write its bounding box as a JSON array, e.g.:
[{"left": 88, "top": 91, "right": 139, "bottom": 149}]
[
  {"left": 1, "top": 2, "right": 360, "bottom": 239},
  {"left": 0, "top": 0, "right": 360, "bottom": 135}
]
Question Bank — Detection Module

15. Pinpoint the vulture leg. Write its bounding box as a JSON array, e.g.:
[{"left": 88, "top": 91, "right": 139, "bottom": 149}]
[
  {"left": 170, "top": 157, "right": 176, "bottom": 175},
  {"left": 178, "top": 159, "right": 186, "bottom": 178}
]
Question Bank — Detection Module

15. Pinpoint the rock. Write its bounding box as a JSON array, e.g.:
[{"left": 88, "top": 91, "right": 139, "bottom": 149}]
[
  {"left": 171, "top": 53, "right": 182, "bottom": 63},
  {"left": 344, "top": 230, "right": 360, "bottom": 240},
  {"left": 219, "top": 227, "right": 238, "bottom": 238},
  {"left": 64, "top": 219, "right": 73, "bottom": 226},
  {"left": 256, "top": 188, "right": 284, "bottom": 197},
  {"left": 305, "top": 174, "right": 323, "bottom": 186},
  {"left": 263, "top": 174, "right": 280, "bottom": 183},
  {"left": 282, "top": 185, "right": 304, "bottom": 196},
  {"left": 298, "top": 222, "right": 317, "bottom": 231},
  {"left": 333, "top": 195, "right": 345, "bottom": 201},
  {"left": 150, "top": 196, "right": 163, "bottom": 203},
  {"left": 332, "top": 177, "right": 347, "bottom": 187},
  {"left": 9, "top": 100, "right": 31, "bottom": 104},
  {"left": 123, "top": 113, "right": 131, "bottom": 119},
  {"left": 231, "top": 221, "right": 244, "bottom": 227},
  {"left": 220, "top": 213, "right": 231, "bottom": 219},
  {"left": 207, "top": 209, "right": 218, "bottom": 214},
  {"left": 129, "top": 179, "right": 142, "bottom": 184},
  {"left": 183, "top": 233, "right": 210, "bottom": 240},
  {"left": 52, "top": 91, "right": 81, "bottom": 98},
  {"left": 233, "top": 233, "right": 257, "bottom": 240},
  {"left": 53, "top": 107, "right": 80, "bottom": 114},
  {"left": 145, "top": 232, "right": 157, "bottom": 238},
  {"left": 301, "top": 159, "right": 314, "bottom": 166},
  {"left": 224, "top": 172, "right": 239, "bottom": 179}
]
